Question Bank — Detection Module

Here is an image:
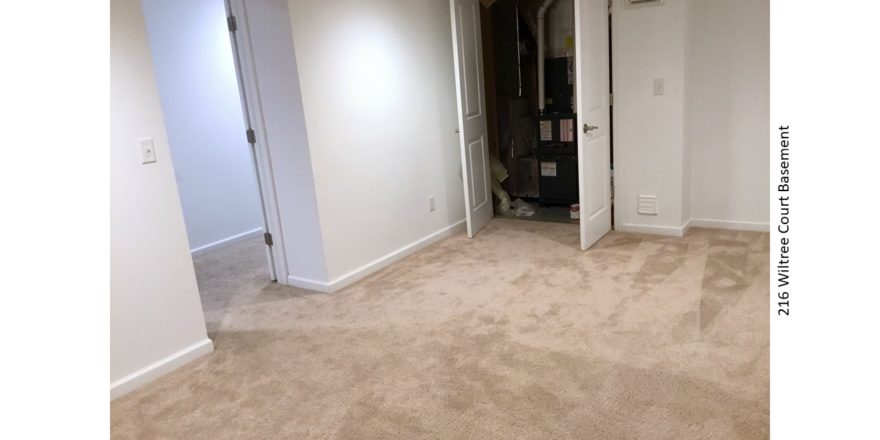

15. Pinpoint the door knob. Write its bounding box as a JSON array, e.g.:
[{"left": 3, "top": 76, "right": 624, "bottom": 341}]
[{"left": 584, "top": 124, "right": 599, "bottom": 133}]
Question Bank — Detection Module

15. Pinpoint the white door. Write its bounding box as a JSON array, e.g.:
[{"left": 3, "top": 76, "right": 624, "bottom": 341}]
[
  {"left": 450, "top": 0, "right": 493, "bottom": 238},
  {"left": 225, "top": 0, "right": 276, "bottom": 280},
  {"left": 225, "top": 0, "right": 294, "bottom": 282},
  {"left": 575, "top": 0, "right": 612, "bottom": 250}
]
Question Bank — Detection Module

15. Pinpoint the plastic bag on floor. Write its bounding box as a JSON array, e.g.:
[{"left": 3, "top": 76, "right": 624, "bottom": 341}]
[
  {"left": 493, "top": 179, "right": 515, "bottom": 216},
  {"left": 513, "top": 198, "right": 536, "bottom": 217}
]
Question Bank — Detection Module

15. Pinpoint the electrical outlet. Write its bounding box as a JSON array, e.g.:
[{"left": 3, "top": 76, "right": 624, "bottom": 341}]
[
  {"left": 139, "top": 137, "right": 157, "bottom": 164},
  {"left": 428, "top": 195, "right": 436, "bottom": 212},
  {"left": 653, "top": 78, "right": 665, "bottom": 96}
]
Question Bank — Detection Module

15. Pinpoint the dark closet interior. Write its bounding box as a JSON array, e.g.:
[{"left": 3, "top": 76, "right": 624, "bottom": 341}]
[{"left": 480, "top": 0, "right": 579, "bottom": 223}]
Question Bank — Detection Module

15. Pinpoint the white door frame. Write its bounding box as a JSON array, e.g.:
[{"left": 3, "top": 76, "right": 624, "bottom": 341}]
[{"left": 224, "top": 0, "right": 289, "bottom": 282}]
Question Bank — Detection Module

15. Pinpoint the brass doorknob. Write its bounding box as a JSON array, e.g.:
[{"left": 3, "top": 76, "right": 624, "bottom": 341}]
[{"left": 584, "top": 124, "right": 599, "bottom": 133}]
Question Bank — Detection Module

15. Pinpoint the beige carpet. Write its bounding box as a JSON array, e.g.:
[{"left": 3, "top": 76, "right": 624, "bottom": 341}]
[{"left": 111, "top": 219, "right": 769, "bottom": 439}]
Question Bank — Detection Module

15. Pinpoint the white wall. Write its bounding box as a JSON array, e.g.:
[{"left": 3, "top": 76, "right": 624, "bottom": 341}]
[
  {"left": 286, "top": 0, "right": 465, "bottom": 283},
  {"left": 612, "top": 0, "right": 769, "bottom": 234},
  {"left": 613, "top": 0, "right": 688, "bottom": 233},
  {"left": 687, "top": 0, "right": 769, "bottom": 229},
  {"left": 228, "top": 0, "right": 766, "bottom": 294},
  {"left": 142, "top": 0, "right": 264, "bottom": 252},
  {"left": 111, "top": 0, "right": 212, "bottom": 399}
]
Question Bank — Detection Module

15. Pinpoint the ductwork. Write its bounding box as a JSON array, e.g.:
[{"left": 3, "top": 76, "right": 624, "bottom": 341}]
[
  {"left": 516, "top": 2, "right": 522, "bottom": 97},
  {"left": 537, "top": 0, "right": 556, "bottom": 113}
]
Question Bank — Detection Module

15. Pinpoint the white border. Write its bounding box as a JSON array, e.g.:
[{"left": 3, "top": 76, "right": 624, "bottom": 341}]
[
  {"left": 618, "top": 218, "right": 768, "bottom": 237},
  {"left": 689, "top": 218, "right": 769, "bottom": 232},
  {"left": 109, "top": 338, "right": 213, "bottom": 400},
  {"left": 190, "top": 227, "right": 263, "bottom": 256},
  {"left": 617, "top": 222, "right": 687, "bottom": 237},
  {"left": 288, "top": 220, "right": 466, "bottom": 293}
]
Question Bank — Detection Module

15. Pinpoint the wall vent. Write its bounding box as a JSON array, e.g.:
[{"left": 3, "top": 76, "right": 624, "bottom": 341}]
[
  {"left": 637, "top": 195, "right": 659, "bottom": 215},
  {"left": 625, "top": 0, "right": 664, "bottom": 9}
]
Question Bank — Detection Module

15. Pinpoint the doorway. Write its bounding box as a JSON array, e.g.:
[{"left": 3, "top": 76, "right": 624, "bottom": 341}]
[
  {"left": 450, "top": 0, "right": 613, "bottom": 250},
  {"left": 484, "top": 0, "right": 578, "bottom": 225},
  {"left": 140, "top": 0, "right": 282, "bottom": 315}
]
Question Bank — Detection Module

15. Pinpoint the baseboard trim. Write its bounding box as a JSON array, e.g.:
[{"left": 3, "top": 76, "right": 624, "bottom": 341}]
[
  {"left": 287, "top": 275, "right": 332, "bottom": 293},
  {"left": 190, "top": 228, "right": 263, "bottom": 256},
  {"left": 618, "top": 217, "right": 769, "bottom": 237},
  {"left": 328, "top": 219, "right": 466, "bottom": 292},
  {"left": 110, "top": 338, "right": 214, "bottom": 400},
  {"left": 287, "top": 220, "right": 466, "bottom": 293},
  {"left": 689, "top": 218, "right": 770, "bottom": 232},
  {"left": 618, "top": 222, "right": 687, "bottom": 237},
  {"left": 681, "top": 218, "right": 694, "bottom": 235}
]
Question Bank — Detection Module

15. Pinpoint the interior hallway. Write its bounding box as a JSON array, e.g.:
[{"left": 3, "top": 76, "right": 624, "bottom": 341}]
[{"left": 111, "top": 219, "right": 769, "bottom": 439}]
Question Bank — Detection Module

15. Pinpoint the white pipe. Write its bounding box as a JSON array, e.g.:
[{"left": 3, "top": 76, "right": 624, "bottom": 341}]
[{"left": 537, "top": 0, "right": 556, "bottom": 113}]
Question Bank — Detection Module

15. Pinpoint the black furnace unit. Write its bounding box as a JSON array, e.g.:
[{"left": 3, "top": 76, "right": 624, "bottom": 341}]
[{"left": 537, "top": 112, "right": 578, "bottom": 205}]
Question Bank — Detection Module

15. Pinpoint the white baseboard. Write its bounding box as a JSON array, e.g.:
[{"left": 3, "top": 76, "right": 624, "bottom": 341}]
[
  {"left": 618, "top": 222, "right": 688, "bottom": 237},
  {"left": 689, "top": 218, "right": 770, "bottom": 232},
  {"left": 287, "top": 220, "right": 466, "bottom": 293},
  {"left": 110, "top": 338, "right": 214, "bottom": 400},
  {"left": 618, "top": 218, "right": 769, "bottom": 237},
  {"left": 190, "top": 228, "right": 263, "bottom": 256},
  {"left": 286, "top": 275, "right": 332, "bottom": 293}
]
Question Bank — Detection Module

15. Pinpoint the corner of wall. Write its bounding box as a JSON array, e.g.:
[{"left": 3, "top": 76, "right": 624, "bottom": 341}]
[
  {"left": 681, "top": 0, "right": 694, "bottom": 226},
  {"left": 232, "top": 0, "right": 331, "bottom": 287},
  {"left": 110, "top": 339, "right": 213, "bottom": 400},
  {"left": 612, "top": 0, "right": 688, "bottom": 232},
  {"left": 683, "top": 0, "right": 770, "bottom": 229},
  {"left": 111, "top": 0, "right": 211, "bottom": 399},
  {"left": 285, "top": 0, "right": 467, "bottom": 286}
]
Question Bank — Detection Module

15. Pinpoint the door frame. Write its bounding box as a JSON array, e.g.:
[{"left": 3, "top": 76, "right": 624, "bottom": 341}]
[
  {"left": 608, "top": 1, "right": 620, "bottom": 233},
  {"left": 224, "top": 0, "right": 288, "bottom": 282},
  {"left": 453, "top": 0, "right": 615, "bottom": 249}
]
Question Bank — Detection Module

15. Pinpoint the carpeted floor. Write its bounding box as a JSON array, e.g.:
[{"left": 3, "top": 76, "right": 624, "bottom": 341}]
[{"left": 111, "top": 219, "right": 769, "bottom": 439}]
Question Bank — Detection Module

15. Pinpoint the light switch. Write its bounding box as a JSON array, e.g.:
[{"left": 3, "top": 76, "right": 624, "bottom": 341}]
[
  {"left": 139, "top": 137, "right": 157, "bottom": 164},
  {"left": 653, "top": 78, "right": 665, "bottom": 96}
]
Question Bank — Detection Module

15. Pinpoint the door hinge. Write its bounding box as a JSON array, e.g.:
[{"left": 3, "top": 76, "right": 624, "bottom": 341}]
[
  {"left": 246, "top": 129, "right": 256, "bottom": 144},
  {"left": 264, "top": 232, "right": 274, "bottom": 246},
  {"left": 227, "top": 16, "right": 237, "bottom": 32},
  {"left": 609, "top": 93, "right": 613, "bottom": 106}
]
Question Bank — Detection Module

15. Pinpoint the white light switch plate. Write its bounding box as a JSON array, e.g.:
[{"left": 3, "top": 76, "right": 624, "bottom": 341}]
[
  {"left": 653, "top": 78, "right": 665, "bottom": 96},
  {"left": 428, "top": 195, "right": 436, "bottom": 212},
  {"left": 139, "top": 137, "right": 157, "bottom": 164}
]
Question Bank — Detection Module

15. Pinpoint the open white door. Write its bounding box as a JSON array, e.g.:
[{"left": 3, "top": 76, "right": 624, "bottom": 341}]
[
  {"left": 450, "top": 0, "right": 493, "bottom": 238},
  {"left": 225, "top": 0, "right": 295, "bottom": 282},
  {"left": 575, "top": 0, "right": 612, "bottom": 250}
]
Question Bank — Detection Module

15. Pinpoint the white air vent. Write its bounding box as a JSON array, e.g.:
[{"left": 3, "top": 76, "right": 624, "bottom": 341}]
[
  {"left": 626, "top": 0, "right": 664, "bottom": 9},
  {"left": 637, "top": 195, "right": 658, "bottom": 215}
]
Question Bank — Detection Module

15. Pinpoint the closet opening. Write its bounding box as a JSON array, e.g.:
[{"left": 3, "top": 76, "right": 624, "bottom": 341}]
[{"left": 478, "top": 0, "right": 612, "bottom": 226}]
